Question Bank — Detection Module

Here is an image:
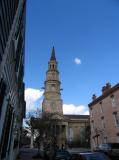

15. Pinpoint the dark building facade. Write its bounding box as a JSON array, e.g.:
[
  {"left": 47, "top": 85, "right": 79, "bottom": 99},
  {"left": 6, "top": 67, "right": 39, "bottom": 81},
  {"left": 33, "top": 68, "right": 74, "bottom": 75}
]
[{"left": 0, "top": 0, "right": 26, "bottom": 159}]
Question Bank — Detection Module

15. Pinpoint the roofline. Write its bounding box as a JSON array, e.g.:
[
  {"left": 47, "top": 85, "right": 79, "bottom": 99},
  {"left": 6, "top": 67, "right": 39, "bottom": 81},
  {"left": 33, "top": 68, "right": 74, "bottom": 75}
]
[
  {"left": 68, "top": 120, "right": 89, "bottom": 123},
  {"left": 64, "top": 115, "right": 90, "bottom": 119},
  {"left": 88, "top": 83, "right": 119, "bottom": 107},
  {"left": 64, "top": 114, "right": 89, "bottom": 116}
]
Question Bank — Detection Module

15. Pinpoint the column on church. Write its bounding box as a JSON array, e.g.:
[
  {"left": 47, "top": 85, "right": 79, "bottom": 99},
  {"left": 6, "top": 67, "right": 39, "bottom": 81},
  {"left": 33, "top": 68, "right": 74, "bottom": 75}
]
[
  {"left": 53, "top": 124, "right": 57, "bottom": 142},
  {"left": 55, "top": 125, "right": 66, "bottom": 149},
  {"left": 30, "top": 129, "right": 34, "bottom": 148},
  {"left": 62, "top": 125, "right": 68, "bottom": 149},
  {"left": 53, "top": 124, "right": 68, "bottom": 149},
  {"left": 65, "top": 125, "right": 68, "bottom": 149},
  {"left": 53, "top": 125, "right": 61, "bottom": 148},
  {"left": 54, "top": 125, "right": 56, "bottom": 136},
  {"left": 62, "top": 125, "right": 65, "bottom": 139},
  {"left": 54, "top": 125, "right": 59, "bottom": 147},
  {"left": 59, "top": 125, "right": 62, "bottom": 148},
  {"left": 66, "top": 125, "right": 68, "bottom": 139}
]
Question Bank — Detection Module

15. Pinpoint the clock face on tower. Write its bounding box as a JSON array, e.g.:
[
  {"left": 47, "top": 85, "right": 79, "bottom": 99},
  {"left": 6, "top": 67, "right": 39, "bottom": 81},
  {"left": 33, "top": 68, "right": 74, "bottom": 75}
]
[{"left": 47, "top": 72, "right": 55, "bottom": 80}]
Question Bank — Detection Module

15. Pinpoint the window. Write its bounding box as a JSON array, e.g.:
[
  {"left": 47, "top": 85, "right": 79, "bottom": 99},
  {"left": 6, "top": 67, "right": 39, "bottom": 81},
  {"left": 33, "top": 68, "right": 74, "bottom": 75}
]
[
  {"left": 90, "top": 109, "right": 93, "bottom": 118},
  {"left": 51, "top": 84, "right": 55, "bottom": 87},
  {"left": 113, "top": 112, "right": 119, "bottom": 127},
  {"left": 100, "top": 102, "right": 103, "bottom": 113},
  {"left": 111, "top": 95, "right": 116, "bottom": 107},
  {"left": 93, "top": 138, "right": 96, "bottom": 148},
  {"left": 101, "top": 117, "right": 105, "bottom": 129},
  {"left": 91, "top": 121, "right": 94, "bottom": 132},
  {"left": 104, "top": 137, "right": 107, "bottom": 143},
  {"left": 117, "top": 134, "right": 119, "bottom": 143}
]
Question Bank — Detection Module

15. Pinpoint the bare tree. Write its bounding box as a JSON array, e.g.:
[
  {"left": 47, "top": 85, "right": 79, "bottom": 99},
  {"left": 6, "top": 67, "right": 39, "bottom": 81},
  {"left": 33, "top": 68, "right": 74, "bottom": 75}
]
[{"left": 31, "top": 113, "right": 63, "bottom": 159}]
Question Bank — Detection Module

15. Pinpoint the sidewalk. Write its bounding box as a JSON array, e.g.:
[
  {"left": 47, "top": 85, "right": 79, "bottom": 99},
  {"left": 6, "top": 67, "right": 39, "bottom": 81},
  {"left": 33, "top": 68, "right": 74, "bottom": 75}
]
[{"left": 68, "top": 147, "right": 91, "bottom": 153}]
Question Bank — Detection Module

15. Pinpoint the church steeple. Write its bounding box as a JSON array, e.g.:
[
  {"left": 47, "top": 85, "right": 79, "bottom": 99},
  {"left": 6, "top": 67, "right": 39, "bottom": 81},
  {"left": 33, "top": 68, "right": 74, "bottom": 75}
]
[
  {"left": 48, "top": 47, "right": 57, "bottom": 71},
  {"left": 42, "top": 47, "right": 63, "bottom": 115},
  {"left": 50, "top": 46, "right": 56, "bottom": 61}
]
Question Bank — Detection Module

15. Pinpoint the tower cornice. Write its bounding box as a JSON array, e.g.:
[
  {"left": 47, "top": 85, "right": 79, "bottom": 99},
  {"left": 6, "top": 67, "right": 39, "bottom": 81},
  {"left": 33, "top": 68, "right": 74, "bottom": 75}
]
[
  {"left": 46, "top": 70, "right": 59, "bottom": 74},
  {"left": 44, "top": 80, "right": 61, "bottom": 84}
]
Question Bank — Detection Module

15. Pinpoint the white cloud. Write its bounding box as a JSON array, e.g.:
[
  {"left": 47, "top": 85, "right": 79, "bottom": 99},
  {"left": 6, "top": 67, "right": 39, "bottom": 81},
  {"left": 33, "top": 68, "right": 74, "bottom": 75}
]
[
  {"left": 25, "top": 88, "right": 43, "bottom": 112},
  {"left": 63, "top": 104, "right": 89, "bottom": 115},
  {"left": 74, "top": 57, "right": 81, "bottom": 65},
  {"left": 25, "top": 88, "right": 89, "bottom": 116}
]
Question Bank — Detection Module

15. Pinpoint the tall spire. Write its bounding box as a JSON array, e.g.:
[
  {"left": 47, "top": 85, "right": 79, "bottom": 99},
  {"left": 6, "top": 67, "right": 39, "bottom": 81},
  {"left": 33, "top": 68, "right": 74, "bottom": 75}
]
[
  {"left": 50, "top": 46, "right": 56, "bottom": 60},
  {"left": 42, "top": 46, "right": 63, "bottom": 115}
]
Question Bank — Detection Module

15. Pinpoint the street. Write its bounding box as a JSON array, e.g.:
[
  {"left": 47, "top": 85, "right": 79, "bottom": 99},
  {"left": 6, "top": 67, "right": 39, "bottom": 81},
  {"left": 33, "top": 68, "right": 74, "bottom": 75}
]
[
  {"left": 17, "top": 148, "right": 40, "bottom": 160},
  {"left": 17, "top": 147, "right": 119, "bottom": 160},
  {"left": 17, "top": 147, "right": 90, "bottom": 160}
]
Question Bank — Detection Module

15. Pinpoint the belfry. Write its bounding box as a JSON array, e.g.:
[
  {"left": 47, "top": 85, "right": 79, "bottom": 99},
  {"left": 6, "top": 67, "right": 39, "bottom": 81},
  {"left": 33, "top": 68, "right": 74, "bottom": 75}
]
[{"left": 42, "top": 47, "right": 63, "bottom": 115}]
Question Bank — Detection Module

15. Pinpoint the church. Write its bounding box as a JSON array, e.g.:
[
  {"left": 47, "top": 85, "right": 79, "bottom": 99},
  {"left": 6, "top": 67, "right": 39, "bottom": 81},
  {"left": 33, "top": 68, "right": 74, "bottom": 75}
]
[{"left": 31, "top": 47, "right": 90, "bottom": 148}]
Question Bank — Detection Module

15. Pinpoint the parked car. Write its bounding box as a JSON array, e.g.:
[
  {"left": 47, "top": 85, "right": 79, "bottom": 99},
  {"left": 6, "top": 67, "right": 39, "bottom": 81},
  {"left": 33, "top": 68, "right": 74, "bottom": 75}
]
[
  {"left": 98, "top": 143, "right": 111, "bottom": 153},
  {"left": 98, "top": 143, "right": 119, "bottom": 156},
  {"left": 71, "top": 153, "right": 80, "bottom": 160},
  {"left": 79, "top": 152, "right": 111, "bottom": 160},
  {"left": 54, "top": 149, "right": 72, "bottom": 160}
]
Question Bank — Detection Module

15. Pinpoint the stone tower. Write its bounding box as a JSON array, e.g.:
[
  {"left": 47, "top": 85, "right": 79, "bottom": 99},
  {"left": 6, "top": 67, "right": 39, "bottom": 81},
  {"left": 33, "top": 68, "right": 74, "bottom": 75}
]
[{"left": 42, "top": 47, "right": 63, "bottom": 115}]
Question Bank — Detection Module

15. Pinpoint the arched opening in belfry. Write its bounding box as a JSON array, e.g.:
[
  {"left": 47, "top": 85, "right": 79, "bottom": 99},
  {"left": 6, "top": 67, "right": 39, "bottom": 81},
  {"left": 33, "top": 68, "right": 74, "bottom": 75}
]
[{"left": 53, "top": 64, "right": 54, "bottom": 69}]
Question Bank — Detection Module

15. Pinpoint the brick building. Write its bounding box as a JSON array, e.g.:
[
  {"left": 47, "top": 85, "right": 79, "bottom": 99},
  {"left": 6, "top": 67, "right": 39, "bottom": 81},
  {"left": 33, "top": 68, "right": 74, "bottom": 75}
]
[
  {"left": 0, "top": 0, "right": 26, "bottom": 159},
  {"left": 88, "top": 83, "right": 119, "bottom": 150}
]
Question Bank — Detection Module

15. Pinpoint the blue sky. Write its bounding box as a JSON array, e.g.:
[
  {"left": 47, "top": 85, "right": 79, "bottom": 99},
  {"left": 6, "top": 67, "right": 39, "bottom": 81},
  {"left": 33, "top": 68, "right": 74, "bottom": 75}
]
[{"left": 25, "top": 0, "right": 119, "bottom": 114}]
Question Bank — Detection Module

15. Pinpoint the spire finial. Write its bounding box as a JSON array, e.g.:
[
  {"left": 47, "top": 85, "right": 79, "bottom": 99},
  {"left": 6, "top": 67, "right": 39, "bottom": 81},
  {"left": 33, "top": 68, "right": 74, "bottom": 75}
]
[{"left": 50, "top": 46, "right": 56, "bottom": 60}]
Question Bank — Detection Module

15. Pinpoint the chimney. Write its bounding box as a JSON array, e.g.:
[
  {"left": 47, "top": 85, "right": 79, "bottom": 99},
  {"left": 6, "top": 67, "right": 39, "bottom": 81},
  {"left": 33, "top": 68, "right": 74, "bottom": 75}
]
[
  {"left": 92, "top": 94, "right": 97, "bottom": 101},
  {"left": 106, "top": 82, "right": 111, "bottom": 89},
  {"left": 102, "top": 86, "right": 106, "bottom": 94},
  {"left": 102, "top": 82, "right": 111, "bottom": 94}
]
